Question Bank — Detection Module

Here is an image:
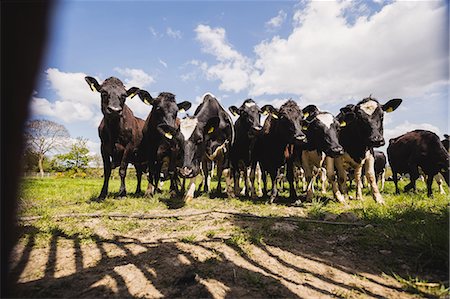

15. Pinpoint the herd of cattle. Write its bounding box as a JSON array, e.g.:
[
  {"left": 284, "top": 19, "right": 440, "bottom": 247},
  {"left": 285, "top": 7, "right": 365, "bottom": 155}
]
[{"left": 84, "top": 76, "right": 450, "bottom": 204}]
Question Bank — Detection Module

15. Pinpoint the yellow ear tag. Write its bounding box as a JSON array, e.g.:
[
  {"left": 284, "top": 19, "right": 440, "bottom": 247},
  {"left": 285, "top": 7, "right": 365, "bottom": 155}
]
[
  {"left": 272, "top": 113, "right": 279, "bottom": 119},
  {"left": 179, "top": 108, "right": 185, "bottom": 113},
  {"left": 128, "top": 93, "right": 136, "bottom": 99},
  {"left": 164, "top": 132, "right": 173, "bottom": 139},
  {"left": 90, "top": 83, "right": 97, "bottom": 92},
  {"left": 208, "top": 127, "right": 214, "bottom": 134},
  {"left": 262, "top": 111, "right": 269, "bottom": 116},
  {"left": 303, "top": 112, "right": 309, "bottom": 118},
  {"left": 340, "top": 121, "right": 347, "bottom": 127},
  {"left": 302, "top": 126, "right": 308, "bottom": 131},
  {"left": 386, "top": 107, "right": 394, "bottom": 113},
  {"left": 144, "top": 99, "right": 151, "bottom": 105},
  {"left": 232, "top": 111, "right": 238, "bottom": 116}
]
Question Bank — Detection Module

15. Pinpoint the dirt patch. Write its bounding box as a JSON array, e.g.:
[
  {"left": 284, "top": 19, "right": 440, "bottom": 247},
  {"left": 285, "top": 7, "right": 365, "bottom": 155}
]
[{"left": 8, "top": 209, "right": 444, "bottom": 298}]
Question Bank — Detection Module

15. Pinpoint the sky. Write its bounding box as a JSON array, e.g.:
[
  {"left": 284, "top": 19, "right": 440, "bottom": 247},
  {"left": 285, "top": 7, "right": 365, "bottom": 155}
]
[{"left": 30, "top": 0, "right": 449, "bottom": 156}]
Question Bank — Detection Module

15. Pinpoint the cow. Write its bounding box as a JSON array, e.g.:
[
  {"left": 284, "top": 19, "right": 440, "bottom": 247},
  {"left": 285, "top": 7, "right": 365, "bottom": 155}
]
[
  {"left": 335, "top": 96, "right": 402, "bottom": 203},
  {"left": 300, "top": 105, "right": 345, "bottom": 202},
  {"left": 229, "top": 99, "right": 263, "bottom": 198},
  {"left": 136, "top": 91, "right": 191, "bottom": 196},
  {"left": 253, "top": 100, "right": 306, "bottom": 203},
  {"left": 85, "top": 76, "right": 144, "bottom": 201},
  {"left": 442, "top": 134, "right": 450, "bottom": 152},
  {"left": 387, "top": 129, "right": 449, "bottom": 197},
  {"left": 178, "top": 93, "right": 234, "bottom": 201}
]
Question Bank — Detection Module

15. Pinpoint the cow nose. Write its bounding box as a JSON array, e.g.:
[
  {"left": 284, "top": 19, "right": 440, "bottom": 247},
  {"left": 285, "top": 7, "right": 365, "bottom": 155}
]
[
  {"left": 107, "top": 106, "right": 122, "bottom": 114},
  {"left": 180, "top": 167, "right": 192, "bottom": 177},
  {"left": 253, "top": 125, "right": 263, "bottom": 131},
  {"left": 295, "top": 134, "right": 306, "bottom": 141},
  {"left": 331, "top": 146, "right": 344, "bottom": 155},
  {"left": 371, "top": 135, "right": 385, "bottom": 146}
]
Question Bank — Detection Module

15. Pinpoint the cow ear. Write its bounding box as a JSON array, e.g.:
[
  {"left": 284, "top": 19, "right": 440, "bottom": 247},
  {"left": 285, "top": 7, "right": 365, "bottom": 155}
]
[
  {"left": 382, "top": 98, "right": 402, "bottom": 113},
  {"left": 177, "top": 101, "right": 192, "bottom": 113},
  {"left": 338, "top": 107, "right": 355, "bottom": 127},
  {"left": 229, "top": 106, "right": 240, "bottom": 116},
  {"left": 302, "top": 104, "right": 319, "bottom": 119},
  {"left": 126, "top": 87, "right": 139, "bottom": 99},
  {"left": 261, "top": 105, "right": 279, "bottom": 118},
  {"left": 444, "top": 134, "right": 449, "bottom": 139},
  {"left": 85, "top": 76, "right": 100, "bottom": 93},
  {"left": 137, "top": 90, "right": 154, "bottom": 106},
  {"left": 205, "top": 117, "right": 220, "bottom": 135}
]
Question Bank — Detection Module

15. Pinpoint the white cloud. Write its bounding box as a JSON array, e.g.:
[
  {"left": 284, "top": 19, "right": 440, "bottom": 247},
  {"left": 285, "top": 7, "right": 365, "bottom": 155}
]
[
  {"left": 166, "top": 27, "right": 182, "bottom": 39},
  {"left": 114, "top": 67, "right": 155, "bottom": 88},
  {"left": 265, "top": 10, "right": 287, "bottom": 30},
  {"left": 193, "top": 1, "right": 447, "bottom": 106},
  {"left": 31, "top": 68, "right": 155, "bottom": 124},
  {"left": 149, "top": 26, "right": 159, "bottom": 37},
  {"left": 195, "top": 24, "right": 254, "bottom": 92},
  {"left": 159, "top": 59, "right": 168, "bottom": 68},
  {"left": 385, "top": 121, "right": 442, "bottom": 143}
]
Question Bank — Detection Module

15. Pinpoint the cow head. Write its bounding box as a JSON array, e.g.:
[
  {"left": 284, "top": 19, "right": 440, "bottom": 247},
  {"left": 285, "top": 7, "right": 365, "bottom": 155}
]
[
  {"left": 85, "top": 76, "right": 139, "bottom": 118},
  {"left": 138, "top": 90, "right": 192, "bottom": 140},
  {"left": 156, "top": 124, "right": 185, "bottom": 180},
  {"left": 229, "top": 99, "right": 263, "bottom": 133},
  {"left": 302, "top": 106, "right": 344, "bottom": 157},
  {"left": 337, "top": 96, "right": 402, "bottom": 147},
  {"left": 179, "top": 93, "right": 233, "bottom": 178},
  {"left": 262, "top": 100, "right": 306, "bottom": 143}
]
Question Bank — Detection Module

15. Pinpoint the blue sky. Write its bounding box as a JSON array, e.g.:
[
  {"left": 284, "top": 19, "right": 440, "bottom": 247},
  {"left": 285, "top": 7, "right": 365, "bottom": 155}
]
[{"left": 31, "top": 0, "right": 449, "bottom": 155}]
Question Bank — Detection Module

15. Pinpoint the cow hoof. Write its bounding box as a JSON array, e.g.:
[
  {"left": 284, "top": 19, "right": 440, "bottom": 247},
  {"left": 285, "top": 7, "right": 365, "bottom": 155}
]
[
  {"left": 184, "top": 195, "right": 193, "bottom": 203},
  {"left": 144, "top": 191, "right": 154, "bottom": 198},
  {"left": 93, "top": 196, "right": 105, "bottom": 202}
]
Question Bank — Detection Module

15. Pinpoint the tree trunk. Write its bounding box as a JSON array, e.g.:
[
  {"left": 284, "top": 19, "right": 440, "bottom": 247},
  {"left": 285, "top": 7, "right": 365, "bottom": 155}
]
[{"left": 38, "top": 155, "right": 44, "bottom": 178}]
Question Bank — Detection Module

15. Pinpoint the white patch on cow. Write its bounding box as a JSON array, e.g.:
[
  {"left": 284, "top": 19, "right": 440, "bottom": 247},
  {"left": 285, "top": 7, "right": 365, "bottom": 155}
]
[
  {"left": 359, "top": 100, "right": 378, "bottom": 116},
  {"left": 244, "top": 102, "right": 256, "bottom": 108},
  {"left": 316, "top": 113, "right": 334, "bottom": 129},
  {"left": 180, "top": 117, "right": 198, "bottom": 140}
]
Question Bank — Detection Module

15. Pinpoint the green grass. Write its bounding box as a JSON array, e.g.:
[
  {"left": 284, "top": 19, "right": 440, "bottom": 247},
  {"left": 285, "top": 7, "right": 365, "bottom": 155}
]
[{"left": 17, "top": 175, "right": 449, "bottom": 292}]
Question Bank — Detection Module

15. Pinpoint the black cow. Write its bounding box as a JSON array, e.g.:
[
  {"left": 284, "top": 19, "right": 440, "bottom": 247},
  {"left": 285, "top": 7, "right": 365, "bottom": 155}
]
[
  {"left": 136, "top": 91, "right": 191, "bottom": 196},
  {"left": 300, "top": 105, "right": 345, "bottom": 202},
  {"left": 387, "top": 129, "right": 449, "bottom": 197},
  {"left": 229, "top": 99, "right": 263, "bottom": 198},
  {"left": 442, "top": 134, "right": 450, "bottom": 152},
  {"left": 253, "top": 100, "right": 306, "bottom": 203},
  {"left": 85, "top": 76, "right": 144, "bottom": 200},
  {"left": 335, "top": 96, "right": 402, "bottom": 203},
  {"left": 179, "top": 93, "right": 234, "bottom": 201}
]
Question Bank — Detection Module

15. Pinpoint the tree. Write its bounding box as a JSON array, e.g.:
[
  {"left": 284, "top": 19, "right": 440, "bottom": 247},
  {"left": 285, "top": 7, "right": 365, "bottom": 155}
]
[
  {"left": 54, "top": 137, "right": 91, "bottom": 171},
  {"left": 24, "top": 119, "right": 70, "bottom": 177}
]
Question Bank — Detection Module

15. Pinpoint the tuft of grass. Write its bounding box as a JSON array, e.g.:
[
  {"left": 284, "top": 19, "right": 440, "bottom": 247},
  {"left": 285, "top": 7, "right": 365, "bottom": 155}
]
[
  {"left": 180, "top": 234, "right": 196, "bottom": 244},
  {"left": 392, "top": 273, "right": 450, "bottom": 298}
]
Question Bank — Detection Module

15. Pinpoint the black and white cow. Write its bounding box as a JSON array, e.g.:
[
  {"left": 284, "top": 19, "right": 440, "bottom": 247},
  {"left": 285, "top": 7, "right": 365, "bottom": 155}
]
[
  {"left": 253, "top": 100, "right": 306, "bottom": 203},
  {"left": 179, "top": 93, "right": 234, "bottom": 201},
  {"left": 300, "top": 105, "right": 345, "bottom": 202},
  {"left": 85, "top": 76, "right": 144, "bottom": 200},
  {"left": 136, "top": 91, "right": 191, "bottom": 196},
  {"left": 229, "top": 99, "right": 263, "bottom": 198},
  {"left": 373, "top": 150, "right": 387, "bottom": 191},
  {"left": 335, "top": 96, "right": 402, "bottom": 203},
  {"left": 388, "top": 129, "right": 449, "bottom": 197}
]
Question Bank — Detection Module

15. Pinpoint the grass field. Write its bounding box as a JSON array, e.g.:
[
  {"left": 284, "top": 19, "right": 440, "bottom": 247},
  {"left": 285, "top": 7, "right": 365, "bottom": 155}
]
[{"left": 11, "top": 173, "right": 450, "bottom": 298}]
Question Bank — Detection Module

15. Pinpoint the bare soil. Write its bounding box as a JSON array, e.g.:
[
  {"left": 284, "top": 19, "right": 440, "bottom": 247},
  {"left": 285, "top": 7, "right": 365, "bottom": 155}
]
[{"left": 8, "top": 208, "right": 443, "bottom": 298}]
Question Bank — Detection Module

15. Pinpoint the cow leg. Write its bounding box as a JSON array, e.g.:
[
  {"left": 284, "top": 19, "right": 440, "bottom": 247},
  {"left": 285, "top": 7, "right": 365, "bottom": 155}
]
[
  {"left": 118, "top": 158, "right": 129, "bottom": 198},
  {"left": 145, "top": 173, "right": 155, "bottom": 197},
  {"left": 325, "top": 157, "right": 345, "bottom": 204},
  {"left": 380, "top": 168, "right": 386, "bottom": 192},
  {"left": 98, "top": 148, "right": 112, "bottom": 200},
  {"left": 184, "top": 177, "right": 196, "bottom": 202},
  {"left": 261, "top": 167, "right": 268, "bottom": 197},
  {"left": 334, "top": 156, "right": 349, "bottom": 198},
  {"left": 436, "top": 174, "right": 446, "bottom": 195},
  {"left": 354, "top": 164, "right": 364, "bottom": 200},
  {"left": 405, "top": 164, "right": 419, "bottom": 193},
  {"left": 426, "top": 174, "right": 434, "bottom": 197},
  {"left": 320, "top": 167, "right": 327, "bottom": 194},
  {"left": 269, "top": 168, "right": 282, "bottom": 203},
  {"left": 135, "top": 164, "right": 143, "bottom": 195},
  {"left": 223, "top": 168, "right": 234, "bottom": 198},
  {"left": 287, "top": 159, "right": 297, "bottom": 201},
  {"left": 255, "top": 163, "right": 263, "bottom": 196},
  {"left": 244, "top": 167, "right": 251, "bottom": 197},
  {"left": 364, "top": 154, "right": 384, "bottom": 204},
  {"left": 391, "top": 170, "right": 399, "bottom": 194},
  {"left": 249, "top": 163, "right": 257, "bottom": 199},
  {"left": 233, "top": 168, "right": 241, "bottom": 197}
]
